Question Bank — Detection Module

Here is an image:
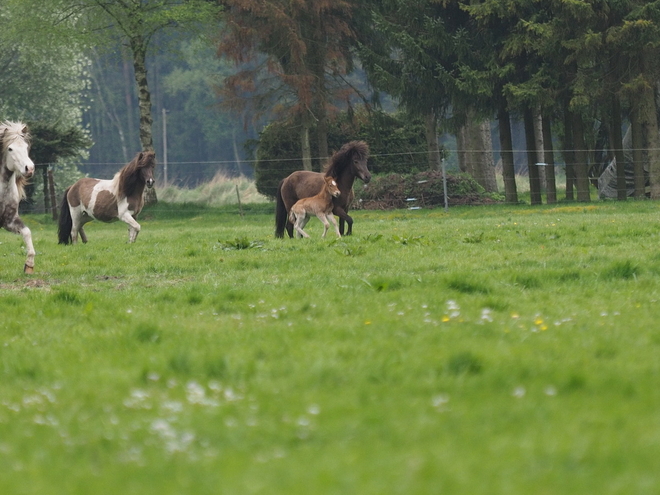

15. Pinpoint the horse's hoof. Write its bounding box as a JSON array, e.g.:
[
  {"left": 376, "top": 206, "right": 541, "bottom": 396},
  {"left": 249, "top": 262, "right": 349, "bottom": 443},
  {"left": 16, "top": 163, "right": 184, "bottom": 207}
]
[{"left": 24, "top": 265, "right": 34, "bottom": 274}]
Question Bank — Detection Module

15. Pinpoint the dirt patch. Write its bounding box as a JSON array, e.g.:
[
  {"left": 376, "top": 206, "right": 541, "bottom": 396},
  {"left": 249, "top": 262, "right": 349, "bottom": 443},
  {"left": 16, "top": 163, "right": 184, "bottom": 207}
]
[{"left": 0, "top": 279, "right": 51, "bottom": 291}]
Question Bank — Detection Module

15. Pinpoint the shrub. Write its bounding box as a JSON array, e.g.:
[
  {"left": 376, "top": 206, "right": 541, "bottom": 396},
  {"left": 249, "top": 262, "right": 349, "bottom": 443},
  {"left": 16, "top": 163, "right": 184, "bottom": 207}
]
[{"left": 354, "top": 171, "right": 498, "bottom": 209}]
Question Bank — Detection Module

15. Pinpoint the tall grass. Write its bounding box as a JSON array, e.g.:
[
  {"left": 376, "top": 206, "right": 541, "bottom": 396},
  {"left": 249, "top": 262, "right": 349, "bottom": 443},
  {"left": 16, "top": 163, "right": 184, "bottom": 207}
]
[{"left": 157, "top": 172, "right": 269, "bottom": 206}]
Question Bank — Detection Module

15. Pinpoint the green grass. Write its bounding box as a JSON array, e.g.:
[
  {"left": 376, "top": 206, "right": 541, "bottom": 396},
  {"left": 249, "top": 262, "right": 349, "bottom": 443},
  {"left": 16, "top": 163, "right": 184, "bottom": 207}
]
[{"left": 2, "top": 200, "right": 660, "bottom": 494}]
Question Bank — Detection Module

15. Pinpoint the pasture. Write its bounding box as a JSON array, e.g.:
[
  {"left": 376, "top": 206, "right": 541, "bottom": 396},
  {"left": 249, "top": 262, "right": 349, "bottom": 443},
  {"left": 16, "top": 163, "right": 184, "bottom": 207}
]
[{"left": 1, "top": 200, "right": 660, "bottom": 494}]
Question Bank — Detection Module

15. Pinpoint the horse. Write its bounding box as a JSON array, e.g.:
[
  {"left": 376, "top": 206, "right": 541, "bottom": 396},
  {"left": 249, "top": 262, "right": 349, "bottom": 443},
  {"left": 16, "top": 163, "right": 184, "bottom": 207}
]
[
  {"left": 0, "top": 121, "right": 36, "bottom": 273},
  {"left": 58, "top": 150, "right": 156, "bottom": 245},
  {"left": 288, "top": 176, "right": 341, "bottom": 238},
  {"left": 275, "top": 140, "right": 370, "bottom": 238}
]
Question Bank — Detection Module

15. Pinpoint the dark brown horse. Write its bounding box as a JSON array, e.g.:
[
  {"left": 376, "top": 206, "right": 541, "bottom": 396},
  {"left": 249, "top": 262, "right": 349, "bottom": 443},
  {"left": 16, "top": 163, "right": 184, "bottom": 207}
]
[
  {"left": 58, "top": 151, "right": 156, "bottom": 244},
  {"left": 275, "top": 141, "right": 370, "bottom": 238}
]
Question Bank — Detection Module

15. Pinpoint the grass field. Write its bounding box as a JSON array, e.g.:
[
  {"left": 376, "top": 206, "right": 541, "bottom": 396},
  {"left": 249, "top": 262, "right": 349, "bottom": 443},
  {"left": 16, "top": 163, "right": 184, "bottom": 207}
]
[{"left": 1, "top": 200, "right": 660, "bottom": 494}]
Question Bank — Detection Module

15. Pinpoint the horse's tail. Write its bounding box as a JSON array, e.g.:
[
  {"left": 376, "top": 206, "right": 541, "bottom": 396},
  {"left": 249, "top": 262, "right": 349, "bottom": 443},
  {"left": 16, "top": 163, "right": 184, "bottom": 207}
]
[
  {"left": 57, "top": 187, "right": 73, "bottom": 245},
  {"left": 275, "top": 180, "right": 288, "bottom": 238}
]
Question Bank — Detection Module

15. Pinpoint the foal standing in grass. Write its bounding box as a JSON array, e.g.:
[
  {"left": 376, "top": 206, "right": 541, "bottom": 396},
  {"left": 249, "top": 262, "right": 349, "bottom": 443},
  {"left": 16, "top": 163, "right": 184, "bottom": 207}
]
[
  {"left": 288, "top": 176, "right": 341, "bottom": 238},
  {"left": 58, "top": 151, "right": 156, "bottom": 244}
]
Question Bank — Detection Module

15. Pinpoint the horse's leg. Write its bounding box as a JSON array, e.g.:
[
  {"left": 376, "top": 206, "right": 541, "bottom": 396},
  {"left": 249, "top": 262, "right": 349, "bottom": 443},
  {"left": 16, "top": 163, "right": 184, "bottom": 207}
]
[
  {"left": 286, "top": 217, "right": 295, "bottom": 238},
  {"left": 120, "top": 213, "right": 141, "bottom": 243},
  {"left": 21, "top": 226, "right": 35, "bottom": 274},
  {"left": 328, "top": 214, "right": 341, "bottom": 237},
  {"left": 333, "top": 207, "right": 353, "bottom": 236},
  {"left": 295, "top": 215, "right": 310, "bottom": 238},
  {"left": 70, "top": 211, "right": 83, "bottom": 244},
  {"left": 79, "top": 226, "right": 88, "bottom": 244},
  {"left": 4, "top": 216, "right": 35, "bottom": 273},
  {"left": 317, "top": 213, "right": 330, "bottom": 238}
]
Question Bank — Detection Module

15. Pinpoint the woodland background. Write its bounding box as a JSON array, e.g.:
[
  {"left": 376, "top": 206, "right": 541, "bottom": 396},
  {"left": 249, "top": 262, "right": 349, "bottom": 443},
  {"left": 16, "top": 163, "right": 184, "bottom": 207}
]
[{"left": 1, "top": 1, "right": 660, "bottom": 208}]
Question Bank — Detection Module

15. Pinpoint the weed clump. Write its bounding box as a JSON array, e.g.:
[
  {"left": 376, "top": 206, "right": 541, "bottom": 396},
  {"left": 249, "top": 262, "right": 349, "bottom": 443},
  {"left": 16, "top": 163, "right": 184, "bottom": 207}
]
[{"left": 447, "top": 351, "right": 484, "bottom": 375}]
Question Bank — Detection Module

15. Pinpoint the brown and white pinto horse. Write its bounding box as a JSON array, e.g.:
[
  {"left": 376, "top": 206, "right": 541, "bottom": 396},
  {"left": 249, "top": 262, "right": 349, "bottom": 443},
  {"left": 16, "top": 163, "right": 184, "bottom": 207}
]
[
  {"left": 275, "top": 141, "right": 370, "bottom": 238},
  {"left": 58, "top": 151, "right": 156, "bottom": 245},
  {"left": 0, "top": 121, "right": 36, "bottom": 273},
  {"left": 288, "top": 176, "right": 341, "bottom": 238}
]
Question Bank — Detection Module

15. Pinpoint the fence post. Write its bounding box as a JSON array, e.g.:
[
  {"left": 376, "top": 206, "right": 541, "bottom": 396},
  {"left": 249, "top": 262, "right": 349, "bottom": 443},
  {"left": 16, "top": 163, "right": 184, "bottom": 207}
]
[{"left": 235, "top": 184, "right": 244, "bottom": 218}]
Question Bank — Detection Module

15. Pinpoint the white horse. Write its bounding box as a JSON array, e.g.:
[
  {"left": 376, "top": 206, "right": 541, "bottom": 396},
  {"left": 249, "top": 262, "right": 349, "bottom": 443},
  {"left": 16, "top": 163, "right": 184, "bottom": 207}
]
[{"left": 0, "top": 121, "right": 36, "bottom": 273}]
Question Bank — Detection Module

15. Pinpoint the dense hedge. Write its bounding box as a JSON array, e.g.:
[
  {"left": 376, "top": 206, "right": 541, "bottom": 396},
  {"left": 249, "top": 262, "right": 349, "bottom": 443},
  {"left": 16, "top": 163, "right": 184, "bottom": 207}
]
[
  {"left": 353, "top": 170, "right": 500, "bottom": 209},
  {"left": 253, "top": 108, "right": 430, "bottom": 198}
]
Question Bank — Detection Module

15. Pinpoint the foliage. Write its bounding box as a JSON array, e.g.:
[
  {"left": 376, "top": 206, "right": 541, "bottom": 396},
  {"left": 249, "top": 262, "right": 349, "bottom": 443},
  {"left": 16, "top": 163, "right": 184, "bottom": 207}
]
[
  {"left": 22, "top": 122, "right": 92, "bottom": 213},
  {"left": 0, "top": 3, "right": 88, "bottom": 129},
  {"left": 217, "top": 0, "right": 359, "bottom": 123},
  {"left": 354, "top": 170, "right": 494, "bottom": 209},
  {"left": 1, "top": 202, "right": 660, "bottom": 492},
  {"left": 28, "top": 122, "right": 92, "bottom": 165},
  {"left": 162, "top": 39, "right": 250, "bottom": 180}
]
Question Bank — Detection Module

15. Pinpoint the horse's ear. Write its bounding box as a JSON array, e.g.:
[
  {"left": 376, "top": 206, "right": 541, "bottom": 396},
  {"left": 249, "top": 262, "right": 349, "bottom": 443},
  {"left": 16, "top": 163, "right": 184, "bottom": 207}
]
[{"left": 21, "top": 125, "right": 28, "bottom": 136}]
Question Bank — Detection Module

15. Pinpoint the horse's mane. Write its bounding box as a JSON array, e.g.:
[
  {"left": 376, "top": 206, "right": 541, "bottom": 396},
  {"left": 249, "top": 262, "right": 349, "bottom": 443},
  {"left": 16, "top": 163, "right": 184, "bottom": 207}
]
[
  {"left": 322, "top": 141, "right": 370, "bottom": 178},
  {"left": 115, "top": 150, "right": 155, "bottom": 198},
  {"left": 0, "top": 121, "right": 31, "bottom": 199}
]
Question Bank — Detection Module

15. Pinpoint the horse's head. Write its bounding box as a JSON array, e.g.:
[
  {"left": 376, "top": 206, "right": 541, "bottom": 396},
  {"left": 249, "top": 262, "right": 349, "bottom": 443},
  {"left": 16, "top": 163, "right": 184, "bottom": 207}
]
[
  {"left": 325, "top": 176, "right": 341, "bottom": 198},
  {"left": 348, "top": 141, "right": 371, "bottom": 184},
  {"left": 138, "top": 151, "right": 156, "bottom": 188},
  {"left": 324, "top": 140, "right": 371, "bottom": 185},
  {"left": 1, "top": 123, "right": 34, "bottom": 179}
]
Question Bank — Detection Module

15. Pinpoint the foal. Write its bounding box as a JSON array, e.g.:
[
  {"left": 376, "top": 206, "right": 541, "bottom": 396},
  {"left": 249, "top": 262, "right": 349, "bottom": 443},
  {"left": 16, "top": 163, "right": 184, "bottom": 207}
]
[{"left": 288, "top": 176, "right": 341, "bottom": 238}]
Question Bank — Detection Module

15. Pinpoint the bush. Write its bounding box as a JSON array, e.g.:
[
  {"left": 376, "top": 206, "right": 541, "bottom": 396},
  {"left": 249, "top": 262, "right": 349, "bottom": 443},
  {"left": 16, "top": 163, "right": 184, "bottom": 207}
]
[
  {"left": 252, "top": 107, "right": 431, "bottom": 199},
  {"left": 253, "top": 121, "right": 308, "bottom": 199},
  {"left": 353, "top": 171, "right": 499, "bottom": 209}
]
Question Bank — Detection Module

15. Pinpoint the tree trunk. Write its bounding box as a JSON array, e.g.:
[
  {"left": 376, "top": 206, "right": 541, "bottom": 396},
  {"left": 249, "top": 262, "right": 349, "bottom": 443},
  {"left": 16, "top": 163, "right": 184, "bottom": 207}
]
[
  {"left": 476, "top": 120, "right": 498, "bottom": 193},
  {"left": 639, "top": 83, "right": 660, "bottom": 199},
  {"left": 456, "top": 123, "right": 469, "bottom": 174},
  {"left": 131, "top": 37, "right": 154, "bottom": 152},
  {"left": 609, "top": 93, "right": 627, "bottom": 201},
  {"left": 123, "top": 49, "right": 137, "bottom": 154},
  {"left": 631, "top": 104, "right": 646, "bottom": 199},
  {"left": 562, "top": 101, "right": 576, "bottom": 200},
  {"left": 498, "top": 105, "right": 518, "bottom": 204},
  {"left": 424, "top": 112, "right": 441, "bottom": 171},
  {"left": 48, "top": 169, "right": 58, "bottom": 221},
  {"left": 131, "top": 36, "right": 157, "bottom": 206},
  {"left": 533, "top": 109, "right": 546, "bottom": 192},
  {"left": 541, "top": 115, "right": 557, "bottom": 204},
  {"left": 308, "top": 13, "right": 328, "bottom": 171},
  {"left": 571, "top": 110, "right": 591, "bottom": 202},
  {"left": 301, "top": 117, "right": 312, "bottom": 171},
  {"left": 524, "top": 107, "right": 542, "bottom": 205},
  {"left": 461, "top": 110, "right": 497, "bottom": 192},
  {"left": 42, "top": 165, "right": 50, "bottom": 213}
]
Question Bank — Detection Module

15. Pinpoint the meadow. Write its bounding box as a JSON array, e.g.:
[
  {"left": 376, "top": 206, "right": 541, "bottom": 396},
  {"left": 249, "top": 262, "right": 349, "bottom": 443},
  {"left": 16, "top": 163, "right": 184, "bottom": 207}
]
[{"left": 1, "top": 199, "right": 660, "bottom": 494}]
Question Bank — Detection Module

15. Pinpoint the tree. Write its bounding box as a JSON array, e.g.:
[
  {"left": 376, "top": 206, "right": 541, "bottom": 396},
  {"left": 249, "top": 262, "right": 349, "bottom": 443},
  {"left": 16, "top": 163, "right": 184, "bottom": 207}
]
[
  {"left": 74, "top": 0, "right": 221, "bottom": 153},
  {"left": 610, "top": 1, "right": 660, "bottom": 199},
  {"left": 27, "top": 122, "right": 92, "bottom": 215},
  {"left": 11, "top": 0, "right": 221, "bottom": 203},
  {"left": 0, "top": 3, "right": 87, "bottom": 127},
  {"left": 358, "top": 0, "right": 499, "bottom": 192},
  {"left": 217, "top": 0, "right": 360, "bottom": 171}
]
